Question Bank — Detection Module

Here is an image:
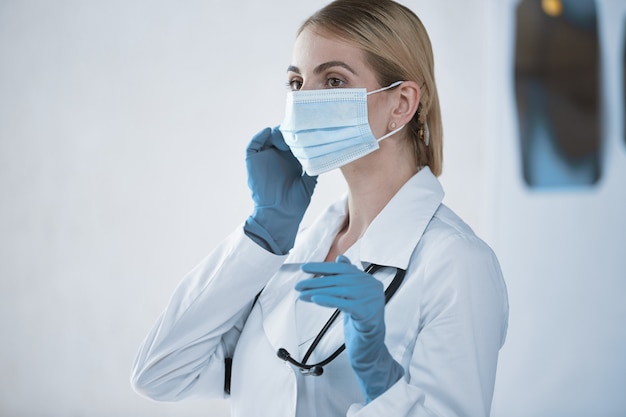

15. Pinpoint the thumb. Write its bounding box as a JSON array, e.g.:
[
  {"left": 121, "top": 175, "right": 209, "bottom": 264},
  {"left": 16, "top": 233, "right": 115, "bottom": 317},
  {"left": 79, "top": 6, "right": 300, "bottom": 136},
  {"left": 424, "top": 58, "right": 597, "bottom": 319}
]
[
  {"left": 335, "top": 255, "right": 352, "bottom": 264},
  {"left": 269, "top": 126, "right": 290, "bottom": 151},
  {"left": 246, "top": 127, "right": 272, "bottom": 154}
]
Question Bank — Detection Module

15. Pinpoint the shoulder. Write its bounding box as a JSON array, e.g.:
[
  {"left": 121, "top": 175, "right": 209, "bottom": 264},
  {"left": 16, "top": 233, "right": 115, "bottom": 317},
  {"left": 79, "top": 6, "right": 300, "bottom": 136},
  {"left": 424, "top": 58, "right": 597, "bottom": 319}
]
[
  {"left": 409, "top": 203, "right": 507, "bottom": 311},
  {"left": 421, "top": 204, "right": 496, "bottom": 262},
  {"left": 426, "top": 204, "right": 476, "bottom": 240},
  {"left": 404, "top": 204, "right": 509, "bottom": 344}
]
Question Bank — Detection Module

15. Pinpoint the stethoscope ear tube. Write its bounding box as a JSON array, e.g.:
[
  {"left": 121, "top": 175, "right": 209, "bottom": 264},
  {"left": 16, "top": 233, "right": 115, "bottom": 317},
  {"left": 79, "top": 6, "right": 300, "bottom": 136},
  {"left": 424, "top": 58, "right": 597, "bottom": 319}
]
[{"left": 277, "top": 264, "right": 406, "bottom": 376}]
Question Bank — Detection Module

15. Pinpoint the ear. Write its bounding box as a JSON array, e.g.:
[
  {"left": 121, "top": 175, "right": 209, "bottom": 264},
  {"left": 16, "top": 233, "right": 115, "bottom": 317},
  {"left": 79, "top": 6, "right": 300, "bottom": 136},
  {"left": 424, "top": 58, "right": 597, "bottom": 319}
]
[{"left": 391, "top": 81, "right": 420, "bottom": 127}]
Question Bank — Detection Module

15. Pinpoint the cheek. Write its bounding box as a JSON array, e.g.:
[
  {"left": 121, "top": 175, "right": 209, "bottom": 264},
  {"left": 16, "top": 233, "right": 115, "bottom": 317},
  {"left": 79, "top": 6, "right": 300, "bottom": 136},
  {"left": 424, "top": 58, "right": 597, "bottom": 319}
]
[{"left": 367, "top": 97, "right": 391, "bottom": 137}]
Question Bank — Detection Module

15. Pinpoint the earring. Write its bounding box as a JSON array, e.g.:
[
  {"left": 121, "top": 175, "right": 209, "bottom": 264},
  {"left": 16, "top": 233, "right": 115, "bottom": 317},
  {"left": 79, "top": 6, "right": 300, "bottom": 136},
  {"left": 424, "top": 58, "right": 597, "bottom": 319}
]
[
  {"left": 390, "top": 122, "right": 397, "bottom": 130},
  {"left": 416, "top": 103, "right": 429, "bottom": 146},
  {"left": 419, "top": 122, "right": 430, "bottom": 146}
]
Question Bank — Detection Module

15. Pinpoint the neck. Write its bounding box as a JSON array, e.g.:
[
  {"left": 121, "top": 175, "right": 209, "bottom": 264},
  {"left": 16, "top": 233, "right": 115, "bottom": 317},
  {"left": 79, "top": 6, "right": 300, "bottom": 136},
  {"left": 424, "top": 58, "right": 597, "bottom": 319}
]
[{"left": 325, "top": 146, "right": 417, "bottom": 261}]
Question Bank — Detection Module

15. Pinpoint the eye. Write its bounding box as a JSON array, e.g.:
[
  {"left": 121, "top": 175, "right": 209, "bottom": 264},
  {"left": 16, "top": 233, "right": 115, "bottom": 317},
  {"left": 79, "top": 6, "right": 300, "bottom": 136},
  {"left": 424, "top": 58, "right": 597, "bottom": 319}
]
[
  {"left": 326, "top": 77, "right": 345, "bottom": 88},
  {"left": 286, "top": 78, "right": 303, "bottom": 91}
]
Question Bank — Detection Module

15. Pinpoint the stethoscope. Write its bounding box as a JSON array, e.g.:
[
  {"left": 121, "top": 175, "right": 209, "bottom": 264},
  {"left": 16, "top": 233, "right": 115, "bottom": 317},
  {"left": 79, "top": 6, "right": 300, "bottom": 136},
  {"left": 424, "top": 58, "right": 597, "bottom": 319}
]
[{"left": 276, "top": 264, "right": 406, "bottom": 376}]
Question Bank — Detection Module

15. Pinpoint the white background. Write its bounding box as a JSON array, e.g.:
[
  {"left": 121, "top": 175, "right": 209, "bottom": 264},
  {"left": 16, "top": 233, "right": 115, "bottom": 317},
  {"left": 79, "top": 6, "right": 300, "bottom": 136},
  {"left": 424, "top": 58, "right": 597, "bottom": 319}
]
[{"left": 1, "top": 0, "right": 624, "bottom": 416}]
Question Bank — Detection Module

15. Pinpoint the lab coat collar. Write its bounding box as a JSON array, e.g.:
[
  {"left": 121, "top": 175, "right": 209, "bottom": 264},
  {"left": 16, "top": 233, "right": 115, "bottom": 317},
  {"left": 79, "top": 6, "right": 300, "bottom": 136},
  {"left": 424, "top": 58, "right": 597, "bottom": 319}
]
[
  {"left": 287, "top": 166, "right": 444, "bottom": 269},
  {"left": 360, "top": 166, "right": 444, "bottom": 270}
]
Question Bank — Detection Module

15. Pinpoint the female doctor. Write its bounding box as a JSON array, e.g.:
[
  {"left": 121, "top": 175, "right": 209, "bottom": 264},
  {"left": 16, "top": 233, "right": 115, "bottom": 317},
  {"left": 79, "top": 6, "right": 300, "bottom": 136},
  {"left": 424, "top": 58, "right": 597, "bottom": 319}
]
[{"left": 131, "top": 0, "right": 509, "bottom": 416}]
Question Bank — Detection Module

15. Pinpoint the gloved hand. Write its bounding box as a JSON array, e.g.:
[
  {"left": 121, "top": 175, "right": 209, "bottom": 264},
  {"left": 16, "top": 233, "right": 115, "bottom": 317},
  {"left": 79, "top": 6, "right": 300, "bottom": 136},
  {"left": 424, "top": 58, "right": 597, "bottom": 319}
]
[
  {"left": 244, "top": 126, "right": 317, "bottom": 255},
  {"left": 295, "top": 255, "right": 404, "bottom": 403}
]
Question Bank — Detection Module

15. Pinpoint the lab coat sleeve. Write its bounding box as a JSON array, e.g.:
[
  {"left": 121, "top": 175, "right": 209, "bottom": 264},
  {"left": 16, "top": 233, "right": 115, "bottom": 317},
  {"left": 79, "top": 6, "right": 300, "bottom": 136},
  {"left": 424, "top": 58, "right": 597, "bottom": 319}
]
[
  {"left": 130, "top": 227, "right": 287, "bottom": 401},
  {"left": 347, "top": 233, "right": 509, "bottom": 417}
]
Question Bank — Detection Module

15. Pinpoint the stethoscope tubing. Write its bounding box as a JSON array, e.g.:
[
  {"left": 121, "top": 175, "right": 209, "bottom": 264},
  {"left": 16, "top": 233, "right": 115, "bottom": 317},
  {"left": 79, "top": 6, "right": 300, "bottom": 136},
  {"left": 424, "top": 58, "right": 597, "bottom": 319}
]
[{"left": 277, "top": 264, "right": 407, "bottom": 376}]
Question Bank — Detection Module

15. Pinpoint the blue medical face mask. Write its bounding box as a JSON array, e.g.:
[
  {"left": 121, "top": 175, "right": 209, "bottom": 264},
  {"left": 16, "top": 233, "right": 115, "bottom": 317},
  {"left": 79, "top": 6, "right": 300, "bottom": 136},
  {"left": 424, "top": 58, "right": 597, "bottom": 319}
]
[{"left": 279, "top": 81, "right": 405, "bottom": 176}]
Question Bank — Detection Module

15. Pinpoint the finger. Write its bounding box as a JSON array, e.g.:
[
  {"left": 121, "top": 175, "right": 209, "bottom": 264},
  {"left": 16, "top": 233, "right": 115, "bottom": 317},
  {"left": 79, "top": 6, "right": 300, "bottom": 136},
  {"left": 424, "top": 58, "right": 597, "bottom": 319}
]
[
  {"left": 246, "top": 127, "right": 272, "bottom": 154},
  {"left": 296, "top": 280, "right": 382, "bottom": 307},
  {"left": 269, "top": 126, "right": 290, "bottom": 151},
  {"left": 308, "top": 294, "right": 361, "bottom": 315},
  {"left": 294, "top": 275, "right": 365, "bottom": 292},
  {"left": 298, "top": 285, "right": 380, "bottom": 304},
  {"left": 301, "top": 261, "right": 360, "bottom": 276},
  {"left": 298, "top": 292, "right": 374, "bottom": 311}
]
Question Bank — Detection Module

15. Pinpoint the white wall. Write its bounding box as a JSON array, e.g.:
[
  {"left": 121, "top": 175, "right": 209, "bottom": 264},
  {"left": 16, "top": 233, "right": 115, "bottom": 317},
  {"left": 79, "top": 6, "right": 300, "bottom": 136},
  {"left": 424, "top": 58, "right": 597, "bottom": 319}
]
[
  {"left": 489, "top": 1, "right": 626, "bottom": 416},
  {"left": 3, "top": 0, "right": 623, "bottom": 416},
  {"left": 0, "top": 1, "right": 324, "bottom": 415}
]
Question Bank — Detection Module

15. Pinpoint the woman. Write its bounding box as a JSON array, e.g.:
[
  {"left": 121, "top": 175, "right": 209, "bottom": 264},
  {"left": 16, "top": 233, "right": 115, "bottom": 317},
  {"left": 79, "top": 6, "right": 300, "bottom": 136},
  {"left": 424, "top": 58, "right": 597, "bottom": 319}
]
[{"left": 131, "top": 1, "right": 509, "bottom": 416}]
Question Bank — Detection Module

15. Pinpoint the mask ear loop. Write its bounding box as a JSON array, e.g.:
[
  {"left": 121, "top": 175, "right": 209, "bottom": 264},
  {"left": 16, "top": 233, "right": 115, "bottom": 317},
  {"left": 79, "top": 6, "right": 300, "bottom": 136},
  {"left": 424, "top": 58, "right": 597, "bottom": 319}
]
[
  {"left": 376, "top": 124, "right": 405, "bottom": 143},
  {"left": 367, "top": 80, "right": 404, "bottom": 95}
]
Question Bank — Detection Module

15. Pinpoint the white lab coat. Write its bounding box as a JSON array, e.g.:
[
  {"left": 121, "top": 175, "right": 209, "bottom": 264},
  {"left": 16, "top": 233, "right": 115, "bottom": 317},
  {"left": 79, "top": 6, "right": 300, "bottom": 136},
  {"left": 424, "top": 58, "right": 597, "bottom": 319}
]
[{"left": 131, "top": 167, "right": 509, "bottom": 417}]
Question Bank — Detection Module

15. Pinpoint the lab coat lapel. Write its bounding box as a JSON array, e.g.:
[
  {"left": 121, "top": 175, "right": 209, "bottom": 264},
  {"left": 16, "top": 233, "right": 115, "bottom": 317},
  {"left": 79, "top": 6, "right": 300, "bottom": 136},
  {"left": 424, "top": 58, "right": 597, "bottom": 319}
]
[
  {"left": 257, "top": 264, "right": 302, "bottom": 358},
  {"left": 361, "top": 167, "right": 444, "bottom": 269},
  {"left": 259, "top": 197, "right": 348, "bottom": 357}
]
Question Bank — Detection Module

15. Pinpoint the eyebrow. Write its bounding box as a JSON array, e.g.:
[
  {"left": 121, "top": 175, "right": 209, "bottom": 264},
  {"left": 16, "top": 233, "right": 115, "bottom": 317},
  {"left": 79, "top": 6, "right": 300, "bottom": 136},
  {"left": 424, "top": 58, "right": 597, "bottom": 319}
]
[{"left": 287, "top": 60, "right": 358, "bottom": 76}]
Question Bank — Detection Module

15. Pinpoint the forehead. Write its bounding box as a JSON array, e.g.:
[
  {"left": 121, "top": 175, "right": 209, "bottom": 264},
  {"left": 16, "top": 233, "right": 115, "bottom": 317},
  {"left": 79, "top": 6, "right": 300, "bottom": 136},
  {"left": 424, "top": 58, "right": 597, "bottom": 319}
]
[{"left": 291, "top": 27, "right": 369, "bottom": 72}]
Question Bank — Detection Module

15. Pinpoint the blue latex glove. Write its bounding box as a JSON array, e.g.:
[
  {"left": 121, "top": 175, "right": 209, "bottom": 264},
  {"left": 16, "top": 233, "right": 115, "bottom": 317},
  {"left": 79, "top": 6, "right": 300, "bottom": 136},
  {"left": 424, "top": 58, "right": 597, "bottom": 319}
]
[
  {"left": 295, "top": 255, "right": 404, "bottom": 403},
  {"left": 244, "top": 126, "right": 317, "bottom": 255}
]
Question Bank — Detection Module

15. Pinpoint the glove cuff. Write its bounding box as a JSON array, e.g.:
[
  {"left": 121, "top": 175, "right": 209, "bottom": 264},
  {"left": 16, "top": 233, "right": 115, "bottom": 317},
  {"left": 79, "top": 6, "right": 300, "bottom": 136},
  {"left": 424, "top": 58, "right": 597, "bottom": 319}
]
[
  {"left": 352, "top": 345, "right": 404, "bottom": 404},
  {"left": 249, "top": 205, "right": 303, "bottom": 254},
  {"left": 243, "top": 216, "right": 286, "bottom": 255}
]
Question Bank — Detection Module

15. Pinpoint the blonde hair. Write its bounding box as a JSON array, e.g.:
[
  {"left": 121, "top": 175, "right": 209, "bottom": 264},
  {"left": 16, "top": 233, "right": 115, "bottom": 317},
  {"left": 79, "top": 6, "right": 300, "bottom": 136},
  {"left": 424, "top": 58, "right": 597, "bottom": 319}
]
[{"left": 299, "top": 0, "right": 443, "bottom": 176}]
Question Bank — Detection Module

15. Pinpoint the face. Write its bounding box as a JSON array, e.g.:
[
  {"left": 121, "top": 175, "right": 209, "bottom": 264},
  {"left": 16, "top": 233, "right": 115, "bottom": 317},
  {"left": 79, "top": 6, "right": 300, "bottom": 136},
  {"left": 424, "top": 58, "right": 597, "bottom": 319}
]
[{"left": 287, "top": 27, "right": 395, "bottom": 140}]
